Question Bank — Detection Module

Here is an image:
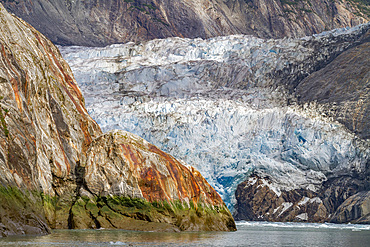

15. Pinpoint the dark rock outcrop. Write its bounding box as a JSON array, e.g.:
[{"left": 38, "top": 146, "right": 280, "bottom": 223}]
[
  {"left": 234, "top": 173, "right": 370, "bottom": 224},
  {"left": 0, "top": 0, "right": 368, "bottom": 46},
  {"left": 234, "top": 174, "right": 329, "bottom": 222},
  {"left": 0, "top": 3, "right": 235, "bottom": 237},
  {"left": 330, "top": 191, "right": 370, "bottom": 224}
]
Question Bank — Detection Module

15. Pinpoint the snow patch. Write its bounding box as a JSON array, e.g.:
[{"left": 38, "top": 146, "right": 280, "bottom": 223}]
[
  {"left": 278, "top": 202, "right": 293, "bottom": 217},
  {"left": 298, "top": 197, "right": 310, "bottom": 205},
  {"left": 247, "top": 176, "right": 258, "bottom": 186},
  {"left": 256, "top": 177, "right": 281, "bottom": 197},
  {"left": 296, "top": 213, "right": 308, "bottom": 221},
  {"left": 298, "top": 197, "right": 322, "bottom": 205},
  {"left": 273, "top": 206, "right": 281, "bottom": 215}
]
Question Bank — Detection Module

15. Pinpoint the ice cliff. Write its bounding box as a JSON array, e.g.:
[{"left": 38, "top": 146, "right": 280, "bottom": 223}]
[{"left": 60, "top": 23, "right": 370, "bottom": 219}]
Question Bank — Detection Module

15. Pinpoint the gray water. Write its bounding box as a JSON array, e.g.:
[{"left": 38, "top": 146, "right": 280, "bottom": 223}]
[{"left": 1, "top": 221, "right": 369, "bottom": 247}]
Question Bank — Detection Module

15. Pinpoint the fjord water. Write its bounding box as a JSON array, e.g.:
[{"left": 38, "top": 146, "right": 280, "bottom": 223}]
[{"left": 1, "top": 222, "right": 369, "bottom": 247}]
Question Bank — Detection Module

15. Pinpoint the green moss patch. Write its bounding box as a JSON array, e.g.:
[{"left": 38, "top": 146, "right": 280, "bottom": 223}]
[
  {"left": 1, "top": 185, "right": 235, "bottom": 233},
  {"left": 0, "top": 186, "right": 50, "bottom": 236},
  {"left": 0, "top": 96, "right": 9, "bottom": 138},
  {"left": 42, "top": 193, "right": 235, "bottom": 232}
]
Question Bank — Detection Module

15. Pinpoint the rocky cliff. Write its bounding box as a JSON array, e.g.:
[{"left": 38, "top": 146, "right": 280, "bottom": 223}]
[
  {"left": 1, "top": 0, "right": 369, "bottom": 46},
  {"left": 0, "top": 3, "right": 235, "bottom": 237},
  {"left": 59, "top": 23, "right": 370, "bottom": 224},
  {"left": 234, "top": 173, "right": 369, "bottom": 223}
]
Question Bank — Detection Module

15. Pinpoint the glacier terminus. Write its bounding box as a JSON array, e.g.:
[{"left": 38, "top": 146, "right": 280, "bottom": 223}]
[{"left": 59, "top": 23, "right": 369, "bottom": 222}]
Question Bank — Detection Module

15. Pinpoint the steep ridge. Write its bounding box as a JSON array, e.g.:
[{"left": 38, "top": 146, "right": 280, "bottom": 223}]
[
  {"left": 1, "top": 0, "right": 369, "bottom": 46},
  {"left": 0, "top": 2, "right": 101, "bottom": 236},
  {"left": 0, "top": 4, "right": 235, "bottom": 237},
  {"left": 297, "top": 40, "right": 370, "bottom": 139},
  {"left": 234, "top": 174, "right": 328, "bottom": 222},
  {"left": 60, "top": 23, "right": 370, "bottom": 223}
]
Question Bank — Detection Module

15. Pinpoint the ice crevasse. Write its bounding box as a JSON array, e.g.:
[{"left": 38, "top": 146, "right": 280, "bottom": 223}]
[{"left": 59, "top": 24, "right": 369, "bottom": 210}]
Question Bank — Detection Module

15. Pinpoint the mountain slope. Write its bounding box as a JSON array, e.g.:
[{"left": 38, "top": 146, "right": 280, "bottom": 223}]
[
  {"left": 296, "top": 40, "right": 370, "bottom": 139},
  {"left": 1, "top": 0, "right": 369, "bottom": 46},
  {"left": 0, "top": 3, "right": 235, "bottom": 237}
]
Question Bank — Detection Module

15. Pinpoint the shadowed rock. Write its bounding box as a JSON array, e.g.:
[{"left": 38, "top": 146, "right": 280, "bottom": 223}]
[
  {"left": 296, "top": 40, "right": 370, "bottom": 140},
  {"left": 234, "top": 173, "right": 370, "bottom": 224},
  {"left": 330, "top": 191, "right": 370, "bottom": 224}
]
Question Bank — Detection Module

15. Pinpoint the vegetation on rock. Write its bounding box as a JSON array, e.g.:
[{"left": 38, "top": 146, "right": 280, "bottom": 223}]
[
  {"left": 41, "top": 194, "right": 235, "bottom": 232},
  {"left": 0, "top": 186, "right": 50, "bottom": 236}
]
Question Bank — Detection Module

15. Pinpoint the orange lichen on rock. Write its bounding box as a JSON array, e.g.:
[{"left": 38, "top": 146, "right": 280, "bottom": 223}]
[
  {"left": 86, "top": 130, "right": 226, "bottom": 208},
  {"left": 139, "top": 166, "right": 168, "bottom": 202},
  {"left": 0, "top": 44, "right": 22, "bottom": 111},
  {"left": 0, "top": 3, "right": 101, "bottom": 195},
  {"left": 9, "top": 78, "right": 22, "bottom": 111},
  {"left": 83, "top": 130, "right": 236, "bottom": 231}
]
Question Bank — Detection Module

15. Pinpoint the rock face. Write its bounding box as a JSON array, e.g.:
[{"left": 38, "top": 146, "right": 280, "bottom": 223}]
[
  {"left": 0, "top": 3, "right": 235, "bottom": 237},
  {"left": 46, "top": 130, "right": 235, "bottom": 232},
  {"left": 330, "top": 191, "right": 370, "bottom": 224},
  {"left": 65, "top": 130, "right": 235, "bottom": 232},
  {"left": 0, "top": 1, "right": 100, "bottom": 236},
  {"left": 297, "top": 41, "right": 370, "bottom": 139},
  {"left": 234, "top": 174, "right": 328, "bottom": 222},
  {"left": 234, "top": 174, "right": 369, "bottom": 223},
  {"left": 1, "top": 0, "right": 368, "bottom": 46}
]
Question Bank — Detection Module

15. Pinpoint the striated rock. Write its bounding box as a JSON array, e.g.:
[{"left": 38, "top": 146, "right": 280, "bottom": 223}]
[
  {"left": 1, "top": 0, "right": 368, "bottom": 46},
  {"left": 320, "top": 176, "right": 368, "bottom": 215},
  {"left": 0, "top": 1, "right": 100, "bottom": 235},
  {"left": 234, "top": 173, "right": 370, "bottom": 223},
  {"left": 0, "top": 3, "right": 235, "bottom": 236},
  {"left": 234, "top": 174, "right": 330, "bottom": 222},
  {"left": 330, "top": 191, "right": 370, "bottom": 224}
]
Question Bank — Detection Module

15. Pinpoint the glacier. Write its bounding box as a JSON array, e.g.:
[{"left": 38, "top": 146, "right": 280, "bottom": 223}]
[{"left": 59, "top": 24, "right": 369, "bottom": 210}]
